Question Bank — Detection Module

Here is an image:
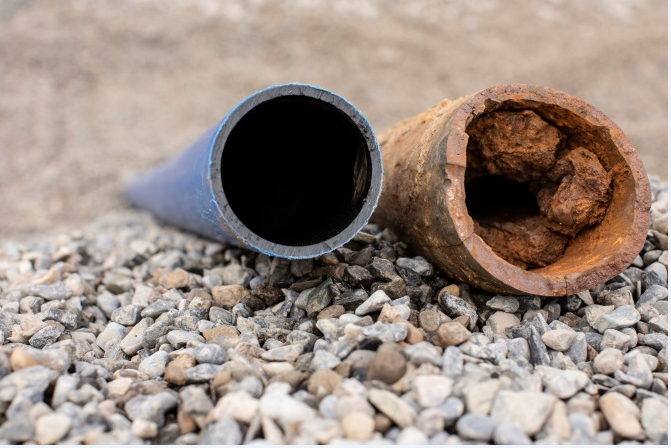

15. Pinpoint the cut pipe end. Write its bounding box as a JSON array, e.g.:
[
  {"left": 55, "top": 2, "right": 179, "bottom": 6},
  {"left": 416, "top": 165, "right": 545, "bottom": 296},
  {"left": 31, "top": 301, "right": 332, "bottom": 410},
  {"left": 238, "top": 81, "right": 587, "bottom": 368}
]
[
  {"left": 126, "top": 83, "right": 382, "bottom": 259},
  {"left": 374, "top": 84, "right": 651, "bottom": 296},
  {"left": 212, "top": 84, "right": 383, "bottom": 258}
]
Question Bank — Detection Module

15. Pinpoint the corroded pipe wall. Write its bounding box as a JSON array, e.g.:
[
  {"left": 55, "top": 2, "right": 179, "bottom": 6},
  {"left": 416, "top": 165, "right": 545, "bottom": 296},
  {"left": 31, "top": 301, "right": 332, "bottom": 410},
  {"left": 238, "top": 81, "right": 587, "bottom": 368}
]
[{"left": 373, "top": 84, "right": 651, "bottom": 296}]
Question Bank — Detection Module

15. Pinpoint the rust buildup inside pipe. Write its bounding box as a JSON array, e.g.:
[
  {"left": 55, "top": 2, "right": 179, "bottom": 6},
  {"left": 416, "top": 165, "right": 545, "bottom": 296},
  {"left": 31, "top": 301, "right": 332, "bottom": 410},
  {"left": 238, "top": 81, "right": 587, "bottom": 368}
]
[
  {"left": 465, "top": 109, "right": 613, "bottom": 269},
  {"left": 373, "top": 84, "right": 651, "bottom": 296}
]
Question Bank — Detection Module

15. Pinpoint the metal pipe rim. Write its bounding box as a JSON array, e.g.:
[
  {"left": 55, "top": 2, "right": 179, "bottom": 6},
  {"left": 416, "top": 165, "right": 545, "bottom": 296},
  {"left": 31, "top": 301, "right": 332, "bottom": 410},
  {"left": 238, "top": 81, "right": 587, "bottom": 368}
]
[
  {"left": 445, "top": 84, "right": 651, "bottom": 295},
  {"left": 209, "top": 83, "right": 383, "bottom": 259}
]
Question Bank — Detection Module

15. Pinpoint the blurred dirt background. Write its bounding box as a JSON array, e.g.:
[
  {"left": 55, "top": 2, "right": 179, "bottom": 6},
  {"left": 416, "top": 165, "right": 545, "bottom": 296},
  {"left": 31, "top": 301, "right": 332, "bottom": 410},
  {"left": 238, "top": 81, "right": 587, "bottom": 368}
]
[{"left": 0, "top": 0, "right": 667, "bottom": 240}]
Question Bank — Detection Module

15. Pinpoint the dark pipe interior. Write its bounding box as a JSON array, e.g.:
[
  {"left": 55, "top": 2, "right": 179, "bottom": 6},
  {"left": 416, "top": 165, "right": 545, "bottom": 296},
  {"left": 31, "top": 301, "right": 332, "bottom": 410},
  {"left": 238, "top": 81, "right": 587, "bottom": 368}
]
[
  {"left": 221, "top": 96, "right": 371, "bottom": 247},
  {"left": 465, "top": 175, "right": 540, "bottom": 224}
]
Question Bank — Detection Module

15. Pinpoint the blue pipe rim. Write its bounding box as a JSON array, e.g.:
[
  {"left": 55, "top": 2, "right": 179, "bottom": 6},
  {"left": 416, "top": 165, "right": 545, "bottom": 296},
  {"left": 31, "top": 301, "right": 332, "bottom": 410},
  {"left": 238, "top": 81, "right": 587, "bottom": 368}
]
[{"left": 208, "top": 83, "right": 383, "bottom": 259}]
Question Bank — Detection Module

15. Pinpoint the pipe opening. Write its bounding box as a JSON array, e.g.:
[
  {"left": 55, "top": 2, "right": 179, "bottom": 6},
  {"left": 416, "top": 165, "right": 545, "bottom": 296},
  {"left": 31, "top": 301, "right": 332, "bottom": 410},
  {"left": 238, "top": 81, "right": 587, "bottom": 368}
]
[
  {"left": 465, "top": 107, "right": 614, "bottom": 270},
  {"left": 221, "top": 95, "right": 371, "bottom": 247},
  {"left": 465, "top": 175, "right": 540, "bottom": 223}
]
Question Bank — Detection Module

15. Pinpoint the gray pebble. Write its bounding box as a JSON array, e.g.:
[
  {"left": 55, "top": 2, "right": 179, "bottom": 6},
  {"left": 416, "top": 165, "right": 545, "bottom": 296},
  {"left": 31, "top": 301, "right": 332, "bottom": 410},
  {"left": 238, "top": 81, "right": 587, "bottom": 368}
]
[
  {"left": 645, "top": 262, "right": 668, "bottom": 283},
  {"left": 125, "top": 392, "right": 178, "bottom": 426},
  {"left": 97, "top": 322, "right": 127, "bottom": 350},
  {"left": 597, "top": 306, "right": 641, "bottom": 333},
  {"left": 395, "top": 257, "right": 434, "bottom": 276},
  {"left": 493, "top": 423, "right": 532, "bottom": 445},
  {"left": 186, "top": 343, "right": 228, "bottom": 364},
  {"left": 442, "top": 346, "right": 463, "bottom": 377},
  {"left": 185, "top": 363, "right": 224, "bottom": 382},
  {"left": 29, "top": 324, "right": 64, "bottom": 348},
  {"left": 456, "top": 413, "right": 495, "bottom": 441},
  {"left": 601, "top": 329, "right": 631, "bottom": 351},
  {"left": 486, "top": 295, "right": 520, "bottom": 313},
  {"left": 439, "top": 396, "right": 464, "bottom": 426},
  {"left": 200, "top": 416, "right": 242, "bottom": 445},
  {"left": 220, "top": 264, "right": 251, "bottom": 286},
  {"left": 438, "top": 292, "right": 477, "bottom": 330},
  {"left": 396, "top": 426, "right": 429, "bottom": 444},
  {"left": 24, "top": 283, "right": 71, "bottom": 301},
  {"left": 637, "top": 285, "right": 668, "bottom": 308},
  {"left": 566, "top": 332, "right": 587, "bottom": 364},
  {"left": 641, "top": 332, "right": 668, "bottom": 350},
  {"left": 111, "top": 304, "right": 143, "bottom": 326},
  {"left": 541, "top": 330, "right": 577, "bottom": 352},
  {"left": 138, "top": 350, "right": 169, "bottom": 378},
  {"left": 311, "top": 350, "right": 341, "bottom": 371},
  {"left": 96, "top": 292, "right": 120, "bottom": 318},
  {"left": 39, "top": 308, "right": 81, "bottom": 330},
  {"left": 334, "top": 289, "right": 368, "bottom": 311},
  {"left": 261, "top": 344, "right": 303, "bottom": 362},
  {"left": 0, "top": 365, "right": 58, "bottom": 401},
  {"left": 593, "top": 348, "right": 625, "bottom": 375},
  {"left": 141, "top": 300, "right": 176, "bottom": 318},
  {"left": 653, "top": 301, "right": 668, "bottom": 315},
  {"left": 167, "top": 330, "right": 205, "bottom": 348},
  {"left": 404, "top": 341, "right": 443, "bottom": 366},
  {"left": 355, "top": 290, "right": 391, "bottom": 316},
  {"left": 528, "top": 326, "right": 551, "bottom": 366},
  {"left": 362, "top": 322, "right": 408, "bottom": 343},
  {"left": 536, "top": 366, "right": 588, "bottom": 399}
]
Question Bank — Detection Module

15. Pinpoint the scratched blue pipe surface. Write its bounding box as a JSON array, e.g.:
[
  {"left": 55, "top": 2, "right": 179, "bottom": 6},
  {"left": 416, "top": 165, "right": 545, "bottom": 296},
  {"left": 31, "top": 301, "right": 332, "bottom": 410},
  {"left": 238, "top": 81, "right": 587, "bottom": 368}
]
[{"left": 125, "top": 83, "right": 382, "bottom": 258}]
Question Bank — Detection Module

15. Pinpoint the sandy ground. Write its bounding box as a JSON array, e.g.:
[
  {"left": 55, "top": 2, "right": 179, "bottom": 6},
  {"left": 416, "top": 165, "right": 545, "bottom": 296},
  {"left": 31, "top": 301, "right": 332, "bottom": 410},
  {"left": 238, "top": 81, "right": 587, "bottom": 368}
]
[{"left": 0, "top": 0, "right": 666, "bottom": 239}]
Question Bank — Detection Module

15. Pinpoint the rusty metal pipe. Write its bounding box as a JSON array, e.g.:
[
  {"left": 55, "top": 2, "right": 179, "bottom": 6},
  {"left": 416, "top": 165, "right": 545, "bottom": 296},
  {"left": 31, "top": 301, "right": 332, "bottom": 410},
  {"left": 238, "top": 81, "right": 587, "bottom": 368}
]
[
  {"left": 373, "top": 84, "right": 650, "bottom": 296},
  {"left": 126, "top": 83, "right": 382, "bottom": 258}
]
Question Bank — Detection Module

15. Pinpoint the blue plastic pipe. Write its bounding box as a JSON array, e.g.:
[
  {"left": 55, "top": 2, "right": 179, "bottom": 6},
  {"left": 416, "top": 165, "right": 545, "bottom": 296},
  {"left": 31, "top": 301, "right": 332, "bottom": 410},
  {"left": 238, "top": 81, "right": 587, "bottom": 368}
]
[{"left": 125, "top": 83, "right": 382, "bottom": 258}]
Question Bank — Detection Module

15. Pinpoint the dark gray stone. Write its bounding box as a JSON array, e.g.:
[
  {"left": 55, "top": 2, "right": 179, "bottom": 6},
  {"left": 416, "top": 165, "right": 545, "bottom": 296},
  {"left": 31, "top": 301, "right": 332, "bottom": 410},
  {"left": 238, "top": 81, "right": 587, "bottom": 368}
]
[
  {"left": 439, "top": 292, "right": 477, "bottom": 330},
  {"left": 528, "top": 326, "right": 551, "bottom": 366},
  {"left": 643, "top": 270, "right": 667, "bottom": 291},
  {"left": 516, "top": 295, "right": 542, "bottom": 313},
  {"left": 29, "top": 324, "right": 64, "bottom": 348},
  {"left": 344, "top": 265, "right": 373, "bottom": 286},
  {"left": 367, "top": 257, "right": 397, "bottom": 281},
  {"left": 334, "top": 289, "right": 368, "bottom": 311},
  {"left": 566, "top": 332, "right": 588, "bottom": 364},
  {"left": 305, "top": 279, "right": 333, "bottom": 317},
  {"left": 39, "top": 308, "right": 83, "bottom": 330}
]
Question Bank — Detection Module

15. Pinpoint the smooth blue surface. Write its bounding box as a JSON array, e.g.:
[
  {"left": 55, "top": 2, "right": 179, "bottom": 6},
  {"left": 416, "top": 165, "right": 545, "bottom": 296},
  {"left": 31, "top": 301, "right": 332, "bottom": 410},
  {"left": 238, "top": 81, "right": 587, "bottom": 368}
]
[{"left": 125, "top": 122, "right": 237, "bottom": 244}]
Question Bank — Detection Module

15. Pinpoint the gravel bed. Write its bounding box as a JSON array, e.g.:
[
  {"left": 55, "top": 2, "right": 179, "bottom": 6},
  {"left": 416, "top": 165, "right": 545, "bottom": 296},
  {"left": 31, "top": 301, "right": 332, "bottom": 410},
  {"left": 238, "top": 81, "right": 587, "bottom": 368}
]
[{"left": 0, "top": 177, "right": 666, "bottom": 445}]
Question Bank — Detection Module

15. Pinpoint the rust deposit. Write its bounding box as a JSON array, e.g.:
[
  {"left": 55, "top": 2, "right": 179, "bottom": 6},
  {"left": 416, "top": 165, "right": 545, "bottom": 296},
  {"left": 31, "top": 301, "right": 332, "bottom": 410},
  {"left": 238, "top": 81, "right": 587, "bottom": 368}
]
[{"left": 466, "top": 110, "right": 612, "bottom": 270}]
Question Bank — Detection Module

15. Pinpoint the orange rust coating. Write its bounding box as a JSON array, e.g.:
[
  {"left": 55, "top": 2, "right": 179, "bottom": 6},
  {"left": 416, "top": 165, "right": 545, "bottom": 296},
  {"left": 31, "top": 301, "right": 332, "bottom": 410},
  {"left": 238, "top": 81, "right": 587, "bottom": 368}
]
[{"left": 372, "top": 84, "right": 651, "bottom": 296}]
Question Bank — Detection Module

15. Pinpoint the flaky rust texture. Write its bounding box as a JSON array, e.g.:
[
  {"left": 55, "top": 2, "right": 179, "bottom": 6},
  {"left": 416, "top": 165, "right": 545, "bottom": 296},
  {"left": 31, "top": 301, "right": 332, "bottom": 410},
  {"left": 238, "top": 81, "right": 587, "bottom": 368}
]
[{"left": 372, "top": 84, "right": 651, "bottom": 296}]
